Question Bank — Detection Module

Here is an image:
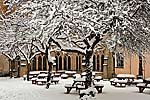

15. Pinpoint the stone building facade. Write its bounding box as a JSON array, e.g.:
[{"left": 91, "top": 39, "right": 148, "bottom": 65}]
[
  {"left": 115, "top": 53, "right": 150, "bottom": 79},
  {"left": 0, "top": 54, "right": 9, "bottom": 76},
  {"left": 28, "top": 49, "right": 114, "bottom": 79},
  {"left": 2, "top": 49, "right": 150, "bottom": 79}
]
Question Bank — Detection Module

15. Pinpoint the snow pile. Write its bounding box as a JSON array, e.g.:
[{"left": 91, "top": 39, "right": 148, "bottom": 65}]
[{"left": 79, "top": 87, "right": 97, "bottom": 100}]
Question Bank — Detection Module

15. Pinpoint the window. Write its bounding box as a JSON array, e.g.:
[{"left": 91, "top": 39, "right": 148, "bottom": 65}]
[
  {"left": 101, "top": 55, "right": 104, "bottom": 72},
  {"left": 59, "top": 56, "right": 62, "bottom": 70},
  {"left": 93, "top": 55, "right": 96, "bottom": 71},
  {"left": 97, "top": 55, "right": 100, "bottom": 71},
  {"left": 68, "top": 56, "right": 71, "bottom": 70},
  {"left": 43, "top": 56, "right": 47, "bottom": 70},
  {"left": 79, "top": 56, "right": 82, "bottom": 70},
  {"left": 38, "top": 56, "right": 42, "bottom": 70},
  {"left": 116, "top": 53, "right": 124, "bottom": 68},
  {"left": 55, "top": 56, "right": 58, "bottom": 71},
  {"left": 32, "top": 57, "right": 36, "bottom": 71},
  {"left": 76, "top": 56, "right": 79, "bottom": 70},
  {"left": 64, "top": 56, "right": 67, "bottom": 70}
]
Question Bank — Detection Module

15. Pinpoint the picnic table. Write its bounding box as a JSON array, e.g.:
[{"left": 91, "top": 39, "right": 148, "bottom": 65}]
[
  {"left": 29, "top": 71, "right": 40, "bottom": 80},
  {"left": 33, "top": 73, "right": 48, "bottom": 85},
  {"left": 94, "top": 76, "right": 103, "bottom": 82},
  {"left": 37, "top": 73, "right": 48, "bottom": 78},
  {"left": 65, "top": 71, "right": 76, "bottom": 77},
  {"left": 116, "top": 74, "right": 135, "bottom": 85},
  {"left": 64, "top": 78, "right": 104, "bottom": 94},
  {"left": 57, "top": 70, "right": 65, "bottom": 74},
  {"left": 72, "top": 78, "right": 86, "bottom": 86},
  {"left": 36, "top": 79, "right": 47, "bottom": 85},
  {"left": 136, "top": 78, "right": 150, "bottom": 93},
  {"left": 117, "top": 74, "right": 135, "bottom": 80},
  {"left": 110, "top": 74, "right": 136, "bottom": 87},
  {"left": 65, "top": 78, "right": 86, "bottom": 94}
]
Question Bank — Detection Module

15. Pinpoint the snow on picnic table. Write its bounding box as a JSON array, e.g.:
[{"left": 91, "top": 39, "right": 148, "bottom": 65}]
[{"left": 0, "top": 77, "right": 150, "bottom": 100}]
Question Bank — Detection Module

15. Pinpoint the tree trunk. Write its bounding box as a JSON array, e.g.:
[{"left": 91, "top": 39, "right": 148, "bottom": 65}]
[
  {"left": 139, "top": 56, "right": 143, "bottom": 78},
  {"left": 85, "top": 49, "right": 93, "bottom": 88},
  {"left": 27, "top": 63, "right": 31, "bottom": 81}
]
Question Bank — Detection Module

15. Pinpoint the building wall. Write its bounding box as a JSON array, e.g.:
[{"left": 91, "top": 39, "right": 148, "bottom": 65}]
[
  {"left": 20, "top": 60, "right": 27, "bottom": 77},
  {"left": 115, "top": 53, "right": 150, "bottom": 79},
  {"left": 143, "top": 53, "right": 150, "bottom": 79},
  {"left": 0, "top": 54, "right": 9, "bottom": 76},
  {"left": 115, "top": 54, "right": 138, "bottom": 74},
  {"left": 2, "top": 50, "right": 150, "bottom": 79},
  {"left": 29, "top": 49, "right": 114, "bottom": 79}
]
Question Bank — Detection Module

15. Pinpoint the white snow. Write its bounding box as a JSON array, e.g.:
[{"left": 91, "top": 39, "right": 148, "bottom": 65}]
[
  {"left": 117, "top": 74, "right": 135, "bottom": 78},
  {"left": 0, "top": 77, "right": 150, "bottom": 100}
]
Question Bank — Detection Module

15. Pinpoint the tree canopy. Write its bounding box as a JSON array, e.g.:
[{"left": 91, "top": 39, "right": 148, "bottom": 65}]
[{"left": 0, "top": 0, "right": 150, "bottom": 59}]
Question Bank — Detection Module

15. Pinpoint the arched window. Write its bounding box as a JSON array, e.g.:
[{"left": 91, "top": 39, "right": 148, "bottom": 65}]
[
  {"left": 116, "top": 53, "right": 124, "bottom": 68},
  {"left": 64, "top": 56, "right": 67, "bottom": 70},
  {"left": 68, "top": 56, "right": 71, "bottom": 70},
  {"left": 38, "top": 56, "right": 42, "bottom": 70},
  {"left": 55, "top": 56, "right": 58, "bottom": 71},
  {"left": 97, "top": 55, "right": 100, "bottom": 71},
  {"left": 76, "top": 56, "right": 79, "bottom": 70},
  {"left": 59, "top": 56, "right": 62, "bottom": 70},
  {"left": 79, "top": 56, "right": 82, "bottom": 70},
  {"left": 32, "top": 57, "right": 36, "bottom": 71},
  {"left": 93, "top": 55, "right": 96, "bottom": 71},
  {"left": 43, "top": 56, "right": 47, "bottom": 70},
  {"left": 101, "top": 55, "right": 104, "bottom": 72}
]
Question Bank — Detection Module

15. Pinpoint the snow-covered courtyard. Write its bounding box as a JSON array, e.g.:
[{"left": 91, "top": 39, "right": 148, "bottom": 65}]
[{"left": 0, "top": 77, "right": 150, "bottom": 100}]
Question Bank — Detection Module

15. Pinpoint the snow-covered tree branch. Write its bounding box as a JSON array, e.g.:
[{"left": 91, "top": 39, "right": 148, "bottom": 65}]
[{"left": 1, "top": 0, "right": 150, "bottom": 86}]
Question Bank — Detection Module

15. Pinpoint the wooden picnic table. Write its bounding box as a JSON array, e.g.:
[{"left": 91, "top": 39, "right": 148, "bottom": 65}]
[
  {"left": 116, "top": 74, "right": 135, "bottom": 85},
  {"left": 65, "top": 71, "right": 76, "bottom": 77},
  {"left": 136, "top": 82, "right": 150, "bottom": 93},
  {"left": 37, "top": 73, "right": 48, "bottom": 78},
  {"left": 117, "top": 74, "right": 135, "bottom": 79},
  {"left": 64, "top": 78, "right": 104, "bottom": 94},
  {"left": 36, "top": 78, "right": 47, "bottom": 85},
  {"left": 65, "top": 78, "right": 86, "bottom": 94},
  {"left": 72, "top": 78, "right": 86, "bottom": 86},
  {"left": 94, "top": 84, "right": 104, "bottom": 93}
]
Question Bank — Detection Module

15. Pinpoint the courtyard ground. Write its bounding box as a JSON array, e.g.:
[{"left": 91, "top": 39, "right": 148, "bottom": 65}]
[{"left": 0, "top": 77, "right": 150, "bottom": 100}]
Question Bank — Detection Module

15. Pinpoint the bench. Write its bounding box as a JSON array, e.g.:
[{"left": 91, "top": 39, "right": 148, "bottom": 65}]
[
  {"left": 76, "top": 85, "right": 86, "bottom": 93},
  {"left": 36, "top": 79, "right": 47, "bottom": 85},
  {"left": 114, "top": 79, "right": 128, "bottom": 87},
  {"left": 64, "top": 84, "right": 77, "bottom": 94},
  {"left": 94, "top": 84, "right": 104, "bottom": 93},
  {"left": 94, "top": 76, "right": 102, "bottom": 82},
  {"left": 31, "top": 78, "right": 38, "bottom": 84},
  {"left": 61, "top": 74, "right": 69, "bottom": 79},
  {"left": 131, "top": 79, "right": 143, "bottom": 85},
  {"left": 136, "top": 83, "right": 150, "bottom": 93},
  {"left": 51, "top": 79, "right": 59, "bottom": 84}
]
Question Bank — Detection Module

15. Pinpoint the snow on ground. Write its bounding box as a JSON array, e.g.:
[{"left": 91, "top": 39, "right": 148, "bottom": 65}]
[{"left": 0, "top": 77, "right": 150, "bottom": 100}]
